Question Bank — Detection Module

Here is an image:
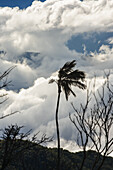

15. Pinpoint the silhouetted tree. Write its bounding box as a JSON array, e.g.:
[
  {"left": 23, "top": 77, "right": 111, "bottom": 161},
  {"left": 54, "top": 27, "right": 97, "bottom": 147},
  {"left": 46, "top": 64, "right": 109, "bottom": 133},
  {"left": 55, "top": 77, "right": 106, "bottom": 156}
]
[
  {"left": 0, "top": 124, "right": 52, "bottom": 169},
  {"left": 70, "top": 73, "right": 113, "bottom": 170},
  {"left": 0, "top": 66, "right": 15, "bottom": 89},
  {"left": 49, "top": 60, "right": 86, "bottom": 170},
  {"left": 0, "top": 67, "right": 53, "bottom": 169},
  {"left": 0, "top": 66, "right": 19, "bottom": 119}
]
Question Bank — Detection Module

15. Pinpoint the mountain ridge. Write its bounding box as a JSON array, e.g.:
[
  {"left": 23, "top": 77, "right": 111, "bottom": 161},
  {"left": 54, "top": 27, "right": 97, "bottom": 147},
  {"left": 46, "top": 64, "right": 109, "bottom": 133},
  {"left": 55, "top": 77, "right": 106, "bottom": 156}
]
[{"left": 0, "top": 140, "right": 113, "bottom": 170}]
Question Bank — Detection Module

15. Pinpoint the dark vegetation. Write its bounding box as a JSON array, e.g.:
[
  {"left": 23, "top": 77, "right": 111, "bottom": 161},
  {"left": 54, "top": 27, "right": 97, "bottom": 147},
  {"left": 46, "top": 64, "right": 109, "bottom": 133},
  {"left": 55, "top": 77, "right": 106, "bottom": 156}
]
[
  {"left": 0, "top": 139, "right": 113, "bottom": 170},
  {"left": 0, "top": 125, "right": 52, "bottom": 170}
]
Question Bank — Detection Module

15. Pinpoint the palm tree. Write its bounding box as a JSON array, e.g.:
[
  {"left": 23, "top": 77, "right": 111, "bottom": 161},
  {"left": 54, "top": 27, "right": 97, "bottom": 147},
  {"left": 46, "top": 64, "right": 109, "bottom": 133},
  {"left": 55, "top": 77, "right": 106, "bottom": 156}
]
[{"left": 49, "top": 60, "right": 86, "bottom": 170}]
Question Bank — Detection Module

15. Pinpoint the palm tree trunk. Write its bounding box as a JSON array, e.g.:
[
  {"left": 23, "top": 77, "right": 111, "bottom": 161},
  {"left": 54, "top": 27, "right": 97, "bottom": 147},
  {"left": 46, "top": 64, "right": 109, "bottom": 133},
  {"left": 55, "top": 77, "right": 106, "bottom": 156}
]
[{"left": 56, "top": 85, "right": 61, "bottom": 170}]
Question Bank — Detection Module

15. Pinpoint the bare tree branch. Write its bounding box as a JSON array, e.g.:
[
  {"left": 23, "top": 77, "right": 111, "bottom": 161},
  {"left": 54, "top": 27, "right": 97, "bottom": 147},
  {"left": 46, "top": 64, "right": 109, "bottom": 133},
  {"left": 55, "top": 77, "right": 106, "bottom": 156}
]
[{"left": 70, "top": 74, "right": 113, "bottom": 170}]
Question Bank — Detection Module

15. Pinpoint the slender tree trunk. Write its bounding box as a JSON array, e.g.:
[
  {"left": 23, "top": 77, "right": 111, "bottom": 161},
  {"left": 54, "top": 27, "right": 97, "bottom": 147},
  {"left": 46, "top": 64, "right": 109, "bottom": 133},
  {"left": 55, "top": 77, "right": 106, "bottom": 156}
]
[{"left": 56, "top": 85, "right": 61, "bottom": 170}]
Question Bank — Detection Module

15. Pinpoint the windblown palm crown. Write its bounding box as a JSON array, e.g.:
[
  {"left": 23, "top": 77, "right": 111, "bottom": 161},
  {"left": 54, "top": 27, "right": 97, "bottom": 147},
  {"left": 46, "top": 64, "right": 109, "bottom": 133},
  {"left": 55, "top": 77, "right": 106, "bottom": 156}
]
[{"left": 57, "top": 60, "right": 86, "bottom": 100}]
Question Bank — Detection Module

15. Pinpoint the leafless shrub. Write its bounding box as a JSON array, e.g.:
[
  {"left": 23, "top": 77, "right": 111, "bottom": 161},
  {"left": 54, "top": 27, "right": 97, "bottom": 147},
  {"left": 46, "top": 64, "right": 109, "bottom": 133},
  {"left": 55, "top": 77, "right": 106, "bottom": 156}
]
[
  {"left": 0, "top": 67, "right": 19, "bottom": 119},
  {"left": 70, "top": 73, "right": 113, "bottom": 170}
]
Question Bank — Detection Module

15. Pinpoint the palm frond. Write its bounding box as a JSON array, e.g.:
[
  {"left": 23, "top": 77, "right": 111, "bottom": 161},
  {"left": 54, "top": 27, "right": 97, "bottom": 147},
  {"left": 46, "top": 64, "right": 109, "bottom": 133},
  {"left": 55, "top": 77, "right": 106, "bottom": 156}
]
[
  {"left": 49, "top": 79, "right": 55, "bottom": 84},
  {"left": 61, "top": 81, "right": 76, "bottom": 100},
  {"left": 72, "top": 81, "right": 86, "bottom": 89},
  {"left": 58, "top": 60, "right": 76, "bottom": 78},
  {"left": 61, "top": 81, "right": 71, "bottom": 100},
  {"left": 61, "top": 60, "right": 76, "bottom": 72},
  {"left": 68, "top": 87, "right": 76, "bottom": 98},
  {"left": 66, "top": 70, "right": 86, "bottom": 81},
  {"left": 64, "top": 79, "right": 86, "bottom": 90}
]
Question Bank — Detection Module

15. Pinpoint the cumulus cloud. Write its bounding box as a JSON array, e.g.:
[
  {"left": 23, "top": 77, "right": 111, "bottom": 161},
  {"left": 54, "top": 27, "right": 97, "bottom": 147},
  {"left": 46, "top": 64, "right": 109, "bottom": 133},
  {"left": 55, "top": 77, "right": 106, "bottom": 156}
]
[{"left": 0, "top": 0, "right": 113, "bottom": 153}]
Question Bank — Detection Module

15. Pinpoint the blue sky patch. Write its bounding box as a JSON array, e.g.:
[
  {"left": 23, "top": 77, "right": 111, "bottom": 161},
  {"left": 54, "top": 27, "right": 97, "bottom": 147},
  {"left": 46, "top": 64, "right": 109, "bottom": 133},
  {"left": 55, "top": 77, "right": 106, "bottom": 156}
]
[
  {"left": 0, "top": 0, "right": 46, "bottom": 9},
  {"left": 66, "top": 32, "right": 113, "bottom": 54}
]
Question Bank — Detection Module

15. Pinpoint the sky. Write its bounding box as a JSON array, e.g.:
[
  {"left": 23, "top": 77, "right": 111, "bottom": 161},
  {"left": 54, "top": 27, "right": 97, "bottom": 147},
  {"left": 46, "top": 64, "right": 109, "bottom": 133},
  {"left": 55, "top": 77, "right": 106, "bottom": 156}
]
[
  {"left": 0, "top": 0, "right": 113, "bottom": 153},
  {"left": 0, "top": 0, "right": 46, "bottom": 9}
]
